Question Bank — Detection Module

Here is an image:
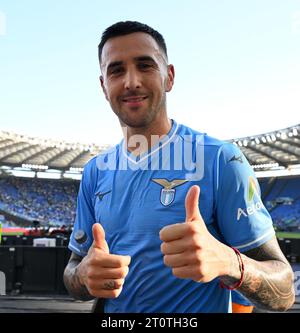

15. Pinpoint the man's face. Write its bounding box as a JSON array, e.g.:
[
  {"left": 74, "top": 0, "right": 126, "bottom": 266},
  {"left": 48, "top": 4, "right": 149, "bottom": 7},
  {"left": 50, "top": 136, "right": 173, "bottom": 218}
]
[{"left": 100, "top": 32, "right": 174, "bottom": 128}]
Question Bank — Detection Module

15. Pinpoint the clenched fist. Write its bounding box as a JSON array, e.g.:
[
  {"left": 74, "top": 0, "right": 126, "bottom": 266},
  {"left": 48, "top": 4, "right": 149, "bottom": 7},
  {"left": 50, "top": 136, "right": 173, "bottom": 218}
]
[
  {"left": 77, "top": 223, "right": 131, "bottom": 298},
  {"left": 160, "top": 185, "right": 234, "bottom": 283}
]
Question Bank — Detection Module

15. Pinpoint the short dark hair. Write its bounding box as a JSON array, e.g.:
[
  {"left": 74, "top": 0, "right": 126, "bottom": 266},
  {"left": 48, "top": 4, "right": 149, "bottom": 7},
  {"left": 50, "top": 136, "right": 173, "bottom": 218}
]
[{"left": 98, "top": 21, "right": 168, "bottom": 64}]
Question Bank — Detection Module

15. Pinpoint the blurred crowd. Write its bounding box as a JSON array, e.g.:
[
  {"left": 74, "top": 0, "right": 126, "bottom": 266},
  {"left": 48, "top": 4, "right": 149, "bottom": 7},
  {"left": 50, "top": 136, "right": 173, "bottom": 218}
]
[
  {"left": 0, "top": 175, "right": 299, "bottom": 231},
  {"left": 0, "top": 177, "right": 78, "bottom": 226},
  {"left": 262, "top": 177, "right": 300, "bottom": 233}
]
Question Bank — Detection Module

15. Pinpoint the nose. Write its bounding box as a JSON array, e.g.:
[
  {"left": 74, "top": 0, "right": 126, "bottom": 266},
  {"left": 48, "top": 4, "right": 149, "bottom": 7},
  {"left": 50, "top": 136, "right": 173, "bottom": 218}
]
[{"left": 124, "top": 68, "right": 142, "bottom": 90}]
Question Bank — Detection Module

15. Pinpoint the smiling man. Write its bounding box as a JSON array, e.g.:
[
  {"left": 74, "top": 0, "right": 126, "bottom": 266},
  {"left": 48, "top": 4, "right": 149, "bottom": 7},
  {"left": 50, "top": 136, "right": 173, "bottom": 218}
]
[
  {"left": 63, "top": 21, "right": 295, "bottom": 313},
  {"left": 100, "top": 32, "right": 173, "bottom": 130}
]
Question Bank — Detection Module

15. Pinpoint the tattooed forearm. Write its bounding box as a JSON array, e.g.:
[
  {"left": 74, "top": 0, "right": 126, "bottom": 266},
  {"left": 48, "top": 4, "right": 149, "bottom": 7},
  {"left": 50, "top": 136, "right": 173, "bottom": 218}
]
[
  {"left": 239, "top": 256, "right": 294, "bottom": 311},
  {"left": 221, "top": 237, "right": 295, "bottom": 312},
  {"left": 63, "top": 254, "right": 94, "bottom": 301}
]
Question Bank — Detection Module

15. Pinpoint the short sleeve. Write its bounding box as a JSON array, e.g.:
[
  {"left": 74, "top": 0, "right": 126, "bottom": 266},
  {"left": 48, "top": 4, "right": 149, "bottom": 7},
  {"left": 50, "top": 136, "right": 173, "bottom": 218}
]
[
  {"left": 215, "top": 143, "right": 275, "bottom": 253},
  {"left": 231, "top": 290, "right": 253, "bottom": 306},
  {"left": 68, "top": 158, "right": 97, "bottom": 256}
]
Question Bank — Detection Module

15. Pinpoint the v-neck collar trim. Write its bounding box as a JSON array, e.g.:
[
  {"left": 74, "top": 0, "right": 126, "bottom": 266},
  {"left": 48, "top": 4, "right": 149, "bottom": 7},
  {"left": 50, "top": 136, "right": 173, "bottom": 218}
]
[{"left": 121, "top": 120, "right": 179, "bottom": 165}]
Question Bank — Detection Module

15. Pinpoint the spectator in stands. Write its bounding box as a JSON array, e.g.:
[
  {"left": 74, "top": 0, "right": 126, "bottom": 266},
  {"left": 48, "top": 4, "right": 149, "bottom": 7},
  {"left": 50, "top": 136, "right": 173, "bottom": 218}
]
[{"left": 0, "top": 177, "right": 77, "bottom": 226}]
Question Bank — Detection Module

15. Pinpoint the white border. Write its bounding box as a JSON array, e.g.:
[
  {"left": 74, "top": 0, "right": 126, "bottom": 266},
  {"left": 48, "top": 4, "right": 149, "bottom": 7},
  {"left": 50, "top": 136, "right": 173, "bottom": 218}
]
[{"left": 235, "top": 229, "right": 275, "bottom": 250}]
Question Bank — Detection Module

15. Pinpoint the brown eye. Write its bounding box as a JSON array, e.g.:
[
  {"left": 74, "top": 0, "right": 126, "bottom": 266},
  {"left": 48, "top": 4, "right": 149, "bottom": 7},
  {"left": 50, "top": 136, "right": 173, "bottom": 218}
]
[
  {"left": 139, "top": 63, "right": 151, "bottom": 70},
  {"left": 110, "top": 68, "right": 124, "bottom": 75}
]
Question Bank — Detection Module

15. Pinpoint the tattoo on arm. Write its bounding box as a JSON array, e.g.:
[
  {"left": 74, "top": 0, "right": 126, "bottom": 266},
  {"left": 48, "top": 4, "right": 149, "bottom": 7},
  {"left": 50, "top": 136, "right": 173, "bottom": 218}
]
[
  {"left": 63, "top": 253, "right": 94, "bottom": 301},
  {"left": 221, "top": 236, "right": 295, "bottom": 311}
]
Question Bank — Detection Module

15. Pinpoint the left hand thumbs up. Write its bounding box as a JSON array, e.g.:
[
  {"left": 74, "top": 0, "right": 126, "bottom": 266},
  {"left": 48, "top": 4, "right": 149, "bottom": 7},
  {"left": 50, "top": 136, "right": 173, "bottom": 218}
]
[
  {"left": 160, "top": 184, "right": 231, "bottom": 283},
  {"left": 185, "top": 185, "right": 205, "bottom": 226},
  {"left": 159, "top": 185, "right": 204, "bottom": 243}
]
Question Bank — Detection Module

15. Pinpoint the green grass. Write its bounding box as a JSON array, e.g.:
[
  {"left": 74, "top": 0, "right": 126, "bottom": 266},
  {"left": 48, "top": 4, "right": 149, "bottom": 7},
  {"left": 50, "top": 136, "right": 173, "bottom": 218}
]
[
  {"left": 1, "top": 231, "right": 24, "bottom": 236},
  {"left": 276, "top": 232, "right": 300, "bottom": 239}
]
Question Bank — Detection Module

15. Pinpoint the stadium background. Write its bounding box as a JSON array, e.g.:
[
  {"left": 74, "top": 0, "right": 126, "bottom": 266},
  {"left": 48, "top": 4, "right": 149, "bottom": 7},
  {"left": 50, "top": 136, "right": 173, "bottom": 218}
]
[
  {"left": 0, "top": 124, "right": 299, "bottom": 312},
  {"left": 1, "top": 0, "right": 300, "bottom": 314}
]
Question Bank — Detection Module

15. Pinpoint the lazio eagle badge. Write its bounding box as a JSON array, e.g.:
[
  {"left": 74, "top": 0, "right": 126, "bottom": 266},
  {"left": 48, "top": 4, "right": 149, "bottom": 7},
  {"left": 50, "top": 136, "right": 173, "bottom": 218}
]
[{"left": 152, "top": 179, "right": 188, "bottom": 206}]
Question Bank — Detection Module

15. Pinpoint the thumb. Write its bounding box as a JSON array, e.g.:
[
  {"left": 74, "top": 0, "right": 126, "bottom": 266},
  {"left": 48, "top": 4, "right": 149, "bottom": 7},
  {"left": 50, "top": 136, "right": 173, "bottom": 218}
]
[
  {"left": 92, "top": 223, "right": 109, "bottom": 253},
  {"left": 185, "top": 185, "right": 203, "bottom": 223}
]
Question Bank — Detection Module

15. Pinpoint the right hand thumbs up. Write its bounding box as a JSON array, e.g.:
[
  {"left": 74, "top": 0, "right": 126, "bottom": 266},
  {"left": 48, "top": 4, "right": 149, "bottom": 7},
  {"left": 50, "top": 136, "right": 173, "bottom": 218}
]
[
  {"left": 78, "top": 222, "right": 131, "bottom": 299},
  {"left": 92, "top": 223, "right": 109, "bottom": 253}
]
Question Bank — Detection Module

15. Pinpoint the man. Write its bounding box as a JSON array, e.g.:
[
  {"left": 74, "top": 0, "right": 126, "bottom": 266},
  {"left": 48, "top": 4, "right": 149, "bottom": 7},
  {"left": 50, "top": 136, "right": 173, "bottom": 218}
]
[{"left": 63, "top": 21, "right": 295, "bottom": 313}]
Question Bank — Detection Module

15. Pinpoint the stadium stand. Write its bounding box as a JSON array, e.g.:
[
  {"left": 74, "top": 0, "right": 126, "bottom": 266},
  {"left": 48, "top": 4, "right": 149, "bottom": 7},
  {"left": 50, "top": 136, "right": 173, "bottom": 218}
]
[
  {"left": 263, "top": 176, "right": 300, "bottom": 232},
  {"left": 0, "top": 177, "right": 78, "bottom": 226}
]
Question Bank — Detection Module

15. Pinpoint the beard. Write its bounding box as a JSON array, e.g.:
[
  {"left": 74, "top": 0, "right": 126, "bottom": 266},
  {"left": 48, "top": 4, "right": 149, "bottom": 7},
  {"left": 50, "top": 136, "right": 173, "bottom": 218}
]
[
  {"left": 112, "top": 94, "right": 166, "bottom": 129},
  {"left": 115, "top": 107, "right": 157, "bottom": 128}
]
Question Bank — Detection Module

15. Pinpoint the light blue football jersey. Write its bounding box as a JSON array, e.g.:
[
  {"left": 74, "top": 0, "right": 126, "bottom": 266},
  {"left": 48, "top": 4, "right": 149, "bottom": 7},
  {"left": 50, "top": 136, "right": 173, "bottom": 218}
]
[{"left": 68, "top": 120, "right": 275, "bottom": 313}]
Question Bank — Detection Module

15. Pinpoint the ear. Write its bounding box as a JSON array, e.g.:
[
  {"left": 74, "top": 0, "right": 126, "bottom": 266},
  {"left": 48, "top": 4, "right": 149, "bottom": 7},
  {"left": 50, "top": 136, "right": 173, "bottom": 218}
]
[
  {"left": 165, "top": 64, "right": 175, "bottom": 92},
  {"left": 100, "top": 75, "right": 109, "bottom": 101}
]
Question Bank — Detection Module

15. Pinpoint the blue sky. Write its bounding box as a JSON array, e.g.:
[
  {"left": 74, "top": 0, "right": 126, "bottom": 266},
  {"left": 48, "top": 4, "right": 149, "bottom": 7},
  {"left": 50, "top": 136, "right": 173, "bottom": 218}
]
[{"left": 0, "top": 0, "right": 299, "bottom": 145}]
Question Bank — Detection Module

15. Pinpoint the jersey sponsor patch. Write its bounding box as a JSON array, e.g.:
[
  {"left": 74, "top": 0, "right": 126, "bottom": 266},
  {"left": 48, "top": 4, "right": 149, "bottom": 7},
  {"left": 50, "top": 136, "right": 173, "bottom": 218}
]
[
  {"left": 248, "top": 176, "right": 260, "bottom": 202},
  {"left": 237, "top": 201, "right": 263, "bottom": 221},
  {"left": 237, "top": 176, "right": 262, "bottom": 221}
]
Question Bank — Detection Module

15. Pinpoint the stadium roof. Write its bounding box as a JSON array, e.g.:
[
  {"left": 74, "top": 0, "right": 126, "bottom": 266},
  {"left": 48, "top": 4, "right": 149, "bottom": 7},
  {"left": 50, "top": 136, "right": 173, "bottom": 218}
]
[
  {"left": 0, "top": 124, "right": 300, "bottom": 179},
  {"left": 230, "top": 124, "right": 300, "bottom": 170},
  {"left": 0, "top": 131, "right": 110, "bottom": 171}
]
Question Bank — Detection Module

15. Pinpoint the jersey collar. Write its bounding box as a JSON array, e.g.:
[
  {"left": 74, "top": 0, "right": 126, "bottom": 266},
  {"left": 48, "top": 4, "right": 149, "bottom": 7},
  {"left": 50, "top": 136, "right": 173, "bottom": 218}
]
[{"left": 121, "top": 119, "right": 179, "bottom": 165}]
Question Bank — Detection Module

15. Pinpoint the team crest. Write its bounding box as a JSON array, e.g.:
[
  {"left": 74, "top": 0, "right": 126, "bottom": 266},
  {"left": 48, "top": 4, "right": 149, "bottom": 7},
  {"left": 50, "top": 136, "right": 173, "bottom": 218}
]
[{"left": 152, "top": 179, "right": 188, "bottom": 206}]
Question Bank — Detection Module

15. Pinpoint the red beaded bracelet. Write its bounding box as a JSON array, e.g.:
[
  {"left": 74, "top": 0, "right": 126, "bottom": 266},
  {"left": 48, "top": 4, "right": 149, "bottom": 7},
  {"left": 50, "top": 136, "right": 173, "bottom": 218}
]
[{"left": 220, "top": 247, "right": 244, "bottom": 290}]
